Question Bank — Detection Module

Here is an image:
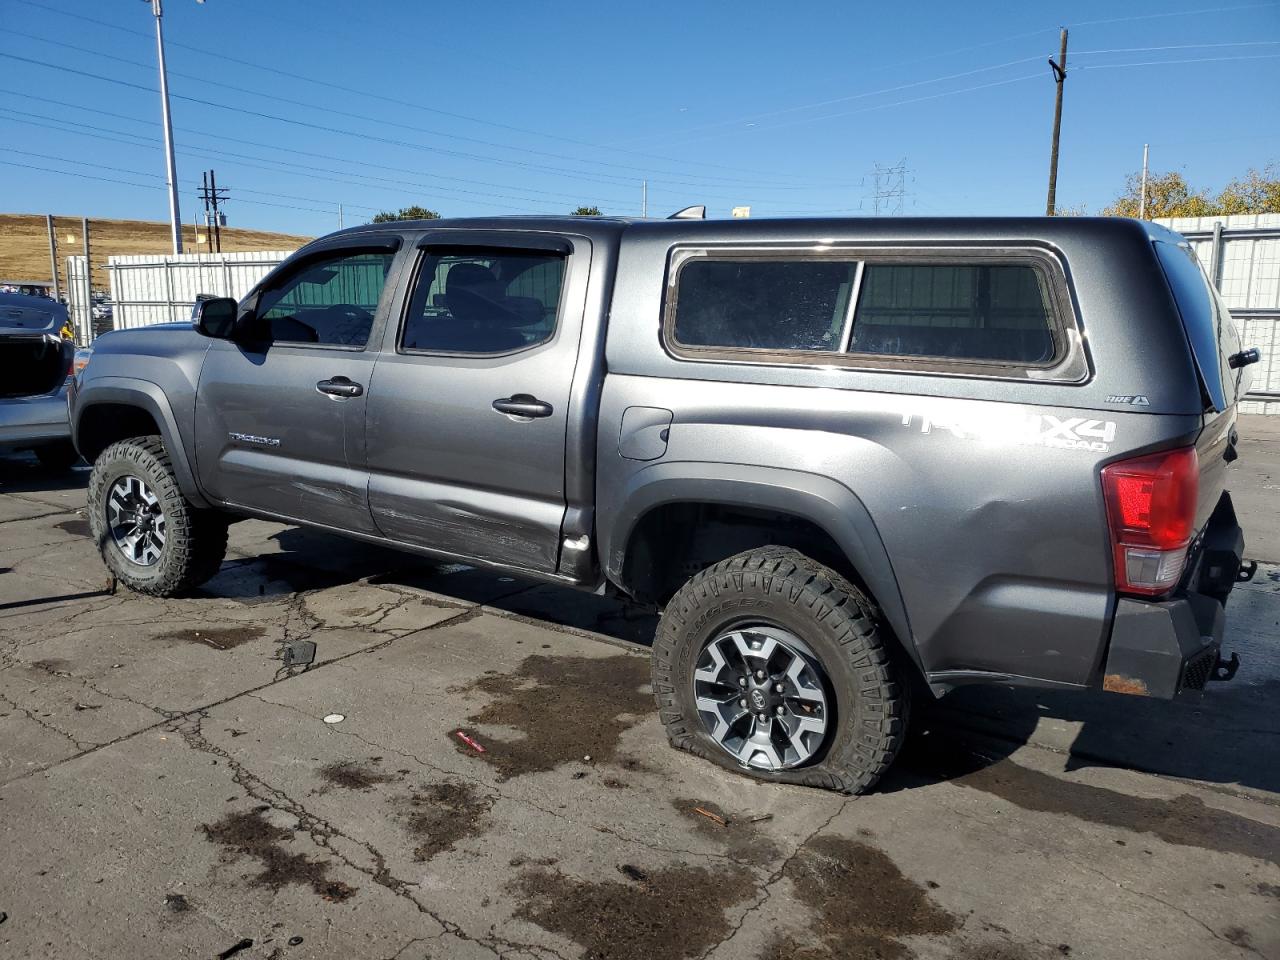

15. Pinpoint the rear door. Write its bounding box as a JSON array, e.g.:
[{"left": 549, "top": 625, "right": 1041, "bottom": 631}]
[
  {"left": 363, "top": 231, "right": 590, "bottom": 573},
  {"left": 194, "top": 238, "right": 402, "bottom": 532}
]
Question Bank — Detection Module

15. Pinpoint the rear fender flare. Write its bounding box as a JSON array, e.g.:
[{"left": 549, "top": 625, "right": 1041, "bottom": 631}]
[
  {"left": 605, "top": 461, "right": 917, "bottom": 668},
  {"left": 73, "top": 376, "right": 210, "bottom": 509}
]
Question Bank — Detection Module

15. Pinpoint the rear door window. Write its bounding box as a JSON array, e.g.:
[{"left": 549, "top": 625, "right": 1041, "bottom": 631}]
[
  {"left": 401, "top": 248, "right": 565, "bottom": 354},
  {"left": 1154, "top": 241, "right": 1243, "bottom": 411}
]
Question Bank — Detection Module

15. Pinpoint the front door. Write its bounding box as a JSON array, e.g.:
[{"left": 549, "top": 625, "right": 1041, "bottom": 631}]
[
  {"left": 194, "top": 241, "right": 401, "bottom": 533},
  {"left": 364, "top": 233, "right": 588, "bottom": 573}
]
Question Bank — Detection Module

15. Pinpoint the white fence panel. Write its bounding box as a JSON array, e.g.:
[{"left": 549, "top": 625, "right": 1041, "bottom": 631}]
[
  {"left": 107, "top": 250, "right": 296, "bottom": 332},
  {"left": 65, "top": 255, "right": 92, "bottom": 344},
  {"left": 1159, "top": 214, "right": 1280, "bottom": 413}
]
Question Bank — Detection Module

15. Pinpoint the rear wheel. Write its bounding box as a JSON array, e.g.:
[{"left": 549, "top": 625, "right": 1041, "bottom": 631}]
[
  {"left": 34, "top": 440, "right": 80, "bottom": 472},
  {"left": 652, "top": 547, "right": 909, "bottom": 794},
  {"left": 87, "top": 436, "right": 227, "bottom": 596}
]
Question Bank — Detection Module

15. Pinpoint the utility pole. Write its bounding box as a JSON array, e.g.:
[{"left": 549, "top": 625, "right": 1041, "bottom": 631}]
[
  {"left": 209, "top": 168, "right": 223, "bottom": 252},
  {"left": 338, "top": 203, "right": 344, "bottom": 229},
  {"left": 642, "top": 180, "right": 648, "bottom": 218},
  {"left": 1045, "top": 28, "right": 1068, "bottom": 216},
  {"left": 198, "top": 169, "right": 228, "bottom": 252},
  {"left": 148, "top": 0, "right": 183, "bottom": 254},
  {"left": 199, "top": 170, "right": 210, "bottom": 251},
  {"left": 1139, "top": 143, "right": 1150, "bottom": 219},
  {"left": 45, "top": 215, "right": 60, "bottom": 303}
]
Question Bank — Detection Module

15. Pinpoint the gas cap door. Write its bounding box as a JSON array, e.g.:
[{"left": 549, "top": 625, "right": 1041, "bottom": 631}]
[{"left": 618, "top": 406, "right": 673, "bottom": 461}]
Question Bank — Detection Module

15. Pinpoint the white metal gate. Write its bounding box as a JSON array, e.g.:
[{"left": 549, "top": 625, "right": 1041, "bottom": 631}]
[
  {"left": 103, "top": 250, "right": 296, "bottom": 333},
  {"left": 1155, "top": 213, "right": 1280, "bottom": 414}
]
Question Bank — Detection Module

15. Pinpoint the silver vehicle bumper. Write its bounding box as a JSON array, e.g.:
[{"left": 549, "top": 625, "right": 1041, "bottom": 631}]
[{"left": 0, "top": 384, "right": 72, "bottom": 449}]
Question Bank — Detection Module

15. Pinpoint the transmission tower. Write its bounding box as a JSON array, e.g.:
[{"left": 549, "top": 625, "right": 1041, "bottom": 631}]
[{"left": 871, "top": 159, "right": 909, "bottom": 216}]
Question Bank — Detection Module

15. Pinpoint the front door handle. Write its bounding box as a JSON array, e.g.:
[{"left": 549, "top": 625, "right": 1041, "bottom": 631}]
[
  {"left": 492, "top": 394, "right": 553, "bottom": 418},
  {"left": 316, "top": 376, "right": 363, "bottom": 398}
]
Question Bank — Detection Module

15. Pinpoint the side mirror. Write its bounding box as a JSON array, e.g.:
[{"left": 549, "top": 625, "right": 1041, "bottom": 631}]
[{"left": 192, "top": 296, "right": 239, "bottom": 339}]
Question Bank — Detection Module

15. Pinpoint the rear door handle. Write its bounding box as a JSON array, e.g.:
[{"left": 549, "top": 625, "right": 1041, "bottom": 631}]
[
  {"left": 492, "top": 394, "right": 553, "bottom": 418},
  {"left": 316, "top": 376, "right": 363, "bottom": 398}
]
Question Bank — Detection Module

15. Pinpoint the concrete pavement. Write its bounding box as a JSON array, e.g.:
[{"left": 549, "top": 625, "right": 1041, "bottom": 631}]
[{"left": 0, "top": 420, "right": 1277, "bottom": 960}]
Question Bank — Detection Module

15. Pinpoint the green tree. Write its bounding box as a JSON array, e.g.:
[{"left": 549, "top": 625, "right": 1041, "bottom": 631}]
[
  {"left": 371, "top": 206, "right": 441, "bottom": 222},
  {"left": 1217, "top": 164, "right": 1280, "bottom": 215},
  {"left": 1100, "top": 171, "right": 1216, "bottom": 219},
  {"left": 572, "top": 206, "right": 602, "bottom": 216},
  {"left": 1095, "top": 161, "right": 1280, "bottom": 219}
]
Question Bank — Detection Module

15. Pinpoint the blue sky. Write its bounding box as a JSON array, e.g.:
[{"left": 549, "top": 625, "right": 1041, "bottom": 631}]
[{"left": 1, "top": 0, "right": 1278, "bottom": 234}]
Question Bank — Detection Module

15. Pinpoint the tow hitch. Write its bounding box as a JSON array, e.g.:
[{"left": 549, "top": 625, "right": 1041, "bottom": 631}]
[
  {"left": 1237, "top": 559, "right": 1258, "bottom": 582},
  {"left": 1212, "top": 651, "right": 1240, "bottom": 682}
]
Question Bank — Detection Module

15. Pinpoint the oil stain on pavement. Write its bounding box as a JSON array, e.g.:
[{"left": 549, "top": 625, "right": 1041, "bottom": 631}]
[
  {"left": 156, "top": 626, "right": 265, "bottom": 651},
  {"left": 453, "top": 653, "right": 653, "bottom": 779},
  {"left": 55, "top": 518, "right": 89, "bottom": 538},
  {"left": 403, "top": 781, "right": 495, "bottom": 861},
  {"left": 672, "top": 798, "right": 781, "bottom": 865},
  {"left": 202, "top": 807, "right": 355, "bottom": 902},
  {"left": 512, "top": 861, "right": 756, "bottom": 960},
  {"left": 762, "top": 834, "right": 958, "bottom": 960},
  {"left": 948, "top": 756, "right": 1280, "bottom": 867},
  {"left": 317, "top": 758, "right": 399, "bottom": 791}
]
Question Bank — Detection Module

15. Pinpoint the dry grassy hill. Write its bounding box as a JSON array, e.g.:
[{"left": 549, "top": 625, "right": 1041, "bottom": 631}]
[{"left": 0, "top": 214, "right": 312, "bottom": 292}]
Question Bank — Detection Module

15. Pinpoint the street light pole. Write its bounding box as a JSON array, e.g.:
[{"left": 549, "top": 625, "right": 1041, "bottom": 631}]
[{"left": 149, "top": 0, "right": 183, "bottom": 254}]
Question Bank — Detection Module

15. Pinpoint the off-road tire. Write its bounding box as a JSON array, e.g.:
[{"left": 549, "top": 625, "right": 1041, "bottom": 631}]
[
  {"left": 87, "top": 435, "right": 228, "bottom": 597},
  {"left": 34, "top": 440, "right": 81, "bottom": 472},
  {"left": 652, "top": 547, "right": 909, "bottom": 795}
]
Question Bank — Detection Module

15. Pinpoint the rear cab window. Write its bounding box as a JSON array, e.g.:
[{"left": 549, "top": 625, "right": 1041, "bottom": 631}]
[
  {"left": 665, "top": 247, "right": 1082, "bottom": 380},
  {"left": 1154, "top": 241, "right": 1248, "bottom": 411}
]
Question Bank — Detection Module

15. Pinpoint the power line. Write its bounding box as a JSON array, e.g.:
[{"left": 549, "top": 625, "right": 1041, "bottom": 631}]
[
  {"left": 8, "top": 0, "right": 850, "bottom": 187},
  {"left": 0, "top": 52, "right": 849, "bottom": 199},
  {"left": 7, "top": 30, "right": 821, "bottom": 190},
  {"left": 0, "top": 89, "right": 847, "bottom": 212},
  {"left": 0, "top": 96, "right": 635, "bottom": 208},
  {"left": 0, "top": 158, "right": 339, "bottom": 216},
  {"left": 1077, "top": 51, "right": 1280, "bottom": 70},
  {"left": 3, "top": 110, "right": 850, "bottom": 220},
  {"left": 1067, "top": 2, "right": 1279, "bottom": 29}
]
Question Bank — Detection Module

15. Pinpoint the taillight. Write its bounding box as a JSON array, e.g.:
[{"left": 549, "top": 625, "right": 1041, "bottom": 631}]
[{"left": 1101, "top": 446, "right": 1199, "bottom": 597}]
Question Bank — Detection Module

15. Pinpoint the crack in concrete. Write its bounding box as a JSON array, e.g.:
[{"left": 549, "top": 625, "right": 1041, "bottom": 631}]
[
  {"left": 170, "top": 710, "right": 570, "bottom": 960},
  {"left": 243, "top": 690, "right": 755, "bottom": 869},
  {"left": 0, "top": 605, "right": 480, "bottom": 788},
  {"left": 0, "top": 689, "right": 89, "bottom": 751},
  {"left": 698, "top": 796, "right": 852, "bottom": 959}
]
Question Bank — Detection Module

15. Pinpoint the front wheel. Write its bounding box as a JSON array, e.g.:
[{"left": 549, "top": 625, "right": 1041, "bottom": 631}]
[
  {"left": 87, "top": 435, "right": 228, "bottom": 597},
  {"left": 652, "top": 548, "right": 909, "bottom": 795}
]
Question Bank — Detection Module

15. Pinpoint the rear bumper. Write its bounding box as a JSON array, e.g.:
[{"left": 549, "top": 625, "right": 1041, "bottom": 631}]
[
  {"left": 1102, "top": 493, "right": 1246, "bottom": 699},
  {"left": 0, "top": 385, "right": 72, "bottom": 449}
]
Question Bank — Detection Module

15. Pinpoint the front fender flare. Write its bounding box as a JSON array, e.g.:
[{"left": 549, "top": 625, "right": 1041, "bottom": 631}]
[
  {"left": 604, "top": 460, "right": 917, "bottom": 667},
  {"left": 73, "top": 376, "right": 210, "bottom": 509}
]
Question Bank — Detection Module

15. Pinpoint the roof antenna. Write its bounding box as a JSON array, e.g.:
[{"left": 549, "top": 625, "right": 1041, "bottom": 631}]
[{"left": 668, "top": 205, "right": 706, "bottom": 220}]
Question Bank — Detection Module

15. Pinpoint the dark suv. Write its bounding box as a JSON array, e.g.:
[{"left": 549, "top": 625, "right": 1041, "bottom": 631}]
[{"left": 69, "top": 216, "right": 1257, "bottom": 793}]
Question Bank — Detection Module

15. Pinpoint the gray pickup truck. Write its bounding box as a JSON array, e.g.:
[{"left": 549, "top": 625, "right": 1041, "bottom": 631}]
[{"left": 69, "top": 215, "right": 1258, "bottom": 794}]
